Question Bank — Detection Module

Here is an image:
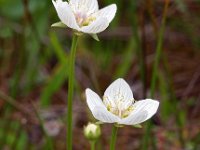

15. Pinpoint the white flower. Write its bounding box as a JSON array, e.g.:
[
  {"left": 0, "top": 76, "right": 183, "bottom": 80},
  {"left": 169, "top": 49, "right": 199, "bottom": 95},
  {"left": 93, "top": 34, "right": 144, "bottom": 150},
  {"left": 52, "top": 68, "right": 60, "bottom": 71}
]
[
  {"left": 52, "top": 0, "right": 117, "bottom": 34},
  {"left": 85, "top": 78, "right": 159, "bottom": 125}
]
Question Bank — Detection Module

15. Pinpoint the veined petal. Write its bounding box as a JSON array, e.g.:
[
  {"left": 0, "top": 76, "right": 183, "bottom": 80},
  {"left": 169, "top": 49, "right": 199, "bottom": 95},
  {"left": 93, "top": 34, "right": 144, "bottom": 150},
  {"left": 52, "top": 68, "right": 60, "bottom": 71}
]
[
  {"left": 95, "top": 4, "right": 117, "bottom": 23},
  {"left": 104, "top": 78, "right": 134, "bottom": 104},
  {"left": 119, "top": 99, "right": 159, "bottom": 125},
  {"left": 52, "top": 0, "right": 80, "bottom": 30},
  {"left": 92, "top": 106, "right": 120, "bottom": 123},
  {"left": 85, "top": 88, "right": 106, "bottom": 111},
  {"left": 86, "top": 89, "right": 120, "bottom": 123},
  {"left": 69, "top": 0, "right": 99, "bottom": 15},
  {"left": 81, "top": 17, "right": 109, "bottom": 34}
]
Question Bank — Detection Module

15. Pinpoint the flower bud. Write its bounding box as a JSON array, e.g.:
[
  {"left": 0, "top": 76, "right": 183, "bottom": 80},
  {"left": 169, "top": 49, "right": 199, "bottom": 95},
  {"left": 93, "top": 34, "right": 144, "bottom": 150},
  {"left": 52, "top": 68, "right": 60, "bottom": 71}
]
[{"left": 84, "top": 122, "right": 101, "bottom": 141}]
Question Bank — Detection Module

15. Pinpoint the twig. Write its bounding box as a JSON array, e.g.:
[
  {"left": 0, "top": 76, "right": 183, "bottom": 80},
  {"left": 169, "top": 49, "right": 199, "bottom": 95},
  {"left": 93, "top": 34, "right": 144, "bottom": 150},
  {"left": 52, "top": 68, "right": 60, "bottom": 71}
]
[{"left": 0, "top": 90, "right": 30, "bottom": 116}]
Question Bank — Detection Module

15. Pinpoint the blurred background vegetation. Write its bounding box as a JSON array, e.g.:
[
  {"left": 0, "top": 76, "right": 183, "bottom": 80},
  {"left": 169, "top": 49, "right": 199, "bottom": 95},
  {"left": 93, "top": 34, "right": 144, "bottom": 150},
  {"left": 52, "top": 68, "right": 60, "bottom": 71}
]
[{"left": 0, "top": 0, "right": 200, "bottom": 149}]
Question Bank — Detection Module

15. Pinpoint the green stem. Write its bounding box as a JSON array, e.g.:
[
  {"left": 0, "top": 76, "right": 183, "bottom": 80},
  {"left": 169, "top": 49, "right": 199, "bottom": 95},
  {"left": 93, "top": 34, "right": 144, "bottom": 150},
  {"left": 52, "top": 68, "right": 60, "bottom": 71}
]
[
  {"left": 150, "top": 0, "right": 169, "bottom": 97},
  {"left": 110, "top": 125, "right": 118, "bottom": 150},
  {"left": 90, "top": 141, "right": 96, "bottom": 150},
  {"left": 67, "top": 34, "right": 79, "bottom": 150},
  {"left": 142, "top": 1, "right": 170, "bottom": 150},
  {"left": 130, "top": 1, "right": 146, "bottom": 97}
]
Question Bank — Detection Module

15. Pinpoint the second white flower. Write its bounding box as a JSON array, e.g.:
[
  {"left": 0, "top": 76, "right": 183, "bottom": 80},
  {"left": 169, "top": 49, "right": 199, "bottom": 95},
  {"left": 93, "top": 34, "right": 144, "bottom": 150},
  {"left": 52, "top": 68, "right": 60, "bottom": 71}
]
[{"left": 86, "top": 78, "right": 159, "bottom": 125}]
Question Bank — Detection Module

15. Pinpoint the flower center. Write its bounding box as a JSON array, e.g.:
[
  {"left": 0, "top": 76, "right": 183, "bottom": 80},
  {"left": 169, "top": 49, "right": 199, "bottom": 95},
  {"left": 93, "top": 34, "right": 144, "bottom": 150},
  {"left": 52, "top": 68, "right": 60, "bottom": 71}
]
[
  {"left": 74, "top": 12, "right": 96, "bottom": 27},
  {"left": 69, "top": 2, "right": 96, "bottom": 27},
  {"left": 103, "top": 93, "right": 135, "bottom": 119}
]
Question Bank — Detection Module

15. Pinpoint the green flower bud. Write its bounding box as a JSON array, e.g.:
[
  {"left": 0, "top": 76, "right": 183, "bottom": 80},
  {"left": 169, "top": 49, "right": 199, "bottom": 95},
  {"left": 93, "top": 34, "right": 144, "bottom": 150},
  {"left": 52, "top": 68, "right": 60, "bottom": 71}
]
[{"left": 84, "top": 122, "right": 101, "bottom": 141}]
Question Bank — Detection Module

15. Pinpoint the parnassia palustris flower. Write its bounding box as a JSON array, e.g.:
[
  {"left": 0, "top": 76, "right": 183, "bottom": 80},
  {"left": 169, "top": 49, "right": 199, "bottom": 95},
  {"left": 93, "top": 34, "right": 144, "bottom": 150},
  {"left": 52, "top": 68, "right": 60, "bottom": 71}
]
[
  {"left": 86, "top": 78, "right": 159, "bottom": 125},
  {"left": 52, "top": 0, "right": 117, "bottom": 34}
]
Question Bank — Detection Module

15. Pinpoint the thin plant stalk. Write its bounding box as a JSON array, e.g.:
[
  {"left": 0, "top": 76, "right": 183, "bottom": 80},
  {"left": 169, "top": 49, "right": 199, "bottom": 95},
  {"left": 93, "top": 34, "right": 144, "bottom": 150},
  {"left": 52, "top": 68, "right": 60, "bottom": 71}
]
[
  {"left": 0, "top": 106, "right": 12, "bottom": 149},
  {"left": 142, "top": 0, "right": 170, "bottom": 150},
  {"left": 150, "top": 0, "right": 170, "bottom": 97},
  {"left": 161, "top": 54, "right": 186, "bottom": 148},
  {"left": 11, "top": 124, "right": 23, "bottom": 150},
  {"left": 67, "top": 34, "right": 79, "bottom": 150},
  {"left": 0, "top": 91, "right": 29, "bottom": 149},
  {"left": 130, "top": 0, "right": 146, "bottom": 97},
  {"left": 146, "top": 0, "right": 158, "bottom": 37},
  {"left": 31, "top": 102, "right": 54, "bottom": 150},
  {"left": 90, "top": 141, "right": 96, "bottom": 150},
  {"left": 110, "top": 125, "right": 118, "bottom": 150}
]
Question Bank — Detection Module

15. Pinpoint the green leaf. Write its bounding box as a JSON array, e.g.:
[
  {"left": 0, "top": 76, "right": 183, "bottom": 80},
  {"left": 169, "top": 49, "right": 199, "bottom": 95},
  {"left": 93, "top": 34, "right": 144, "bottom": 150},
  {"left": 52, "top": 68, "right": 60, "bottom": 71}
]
[
  {"left": 91, "top": 34, "right": 100, "bottom": 41},
  {"left": 114, "top": 38, "right": 135, "bottom": 78},
  {"left": 49, "top": 32, "right": 68, "bottom": 64},
  {"left": 51, "top": 22, "right": 67, "bottom": 28},
  {"left": 40, "top": 64, "right": 67, "bottom": 107}
]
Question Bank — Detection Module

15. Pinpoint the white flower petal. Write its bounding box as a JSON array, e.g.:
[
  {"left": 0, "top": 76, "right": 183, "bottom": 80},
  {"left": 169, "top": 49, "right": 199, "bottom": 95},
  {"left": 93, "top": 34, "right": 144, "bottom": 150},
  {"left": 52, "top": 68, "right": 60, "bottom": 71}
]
[
  {"left": 69, "top": 0, "right": 99, "bottom": 14},
  {"left": 85, "top": 88, "right": 106, "bottom": 111},
  {"left": 95, "top": 4, "right": 117, "bottom": 23},
  {"left": 104, "top": 78, "right": 134, "bottom": 104},
  {"left": 52, "top": 0, "right": 80, "bottom": 30},
  {"left": 85, "top": 88, "right": 119, "bottom": 123},
  {"left": 81, "top": 17, "right": 109, "bottom": 34},
  {"left": 92, "top": 106, "right": 120, "bottom": 123},
  {"left": 119, "top": 99, "right": 159, "bottom": 125}
]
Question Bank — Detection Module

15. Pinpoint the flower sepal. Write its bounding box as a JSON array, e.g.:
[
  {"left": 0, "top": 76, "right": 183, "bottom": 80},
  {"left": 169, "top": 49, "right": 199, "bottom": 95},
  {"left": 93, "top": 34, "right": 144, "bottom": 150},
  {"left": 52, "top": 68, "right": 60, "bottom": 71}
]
[
  {"left": 95, "top": 121, "right": 104, "bottom": 125},
  {"left": 114, "top": 123, "right": 124, "bottom": 128},
  {"left": 51, "top": 21, "right": 67, "bottom": 28},
  {"left": 132, "top": 124, "right": 142, "bottom": 128},
  {"left": 74, "top": 30, "right": 83, "bottom": 36},
  {"left": 90, "top": 34, "right": 100, "bottom": 41}
]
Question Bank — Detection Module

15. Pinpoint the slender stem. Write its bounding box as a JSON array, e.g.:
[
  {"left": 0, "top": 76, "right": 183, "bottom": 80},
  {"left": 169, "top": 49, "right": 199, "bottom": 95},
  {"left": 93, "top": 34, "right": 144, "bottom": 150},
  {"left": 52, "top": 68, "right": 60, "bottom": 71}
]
[
  {"left": 90, "top": 141, "right": 96, "bottom": 150},
  {"left": 142, "top": 1, "right": 170, "bottom": 150},
  {"left": 146, "top": 0, "right": 158, "bottom": 37},
  {"left": 130, "top": 1, "right": 146, "bottom": 97},
  {"left": 110, "top": 125, "right": 118, "bottom": 150},
  {"left": 31, "top": 102, "right": 54, "bottom": 150},
  {"left": 150, "top": 0, "right": 170, "bottom": 97},
  {"left": 67, "top": 34, "right": 79, "bottom": 150}
]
